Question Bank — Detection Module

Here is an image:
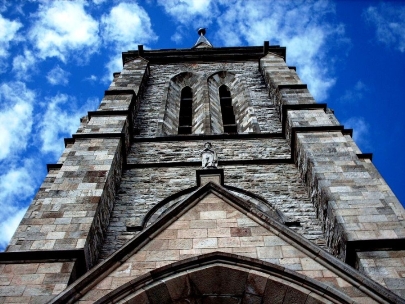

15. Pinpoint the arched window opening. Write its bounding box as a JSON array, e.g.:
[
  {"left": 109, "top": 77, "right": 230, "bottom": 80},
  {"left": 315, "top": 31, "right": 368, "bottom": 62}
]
[
  {"left": 219, "top": 85, "right": 237, "bottom": 133},
  {"left": 178, "top": 86, "right": 193, "bottom": 134}
]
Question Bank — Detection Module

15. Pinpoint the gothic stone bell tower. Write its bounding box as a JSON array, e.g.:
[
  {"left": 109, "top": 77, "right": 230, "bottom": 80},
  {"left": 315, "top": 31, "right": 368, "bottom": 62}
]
[{"left": 1, "top": 30, "right": 405, "bottom": 303}]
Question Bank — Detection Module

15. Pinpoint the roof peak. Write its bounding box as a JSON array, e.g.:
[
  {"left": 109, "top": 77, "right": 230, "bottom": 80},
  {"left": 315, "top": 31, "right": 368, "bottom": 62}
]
[{"left": 193, "top": 28, "right": 213, "bottom": 49}]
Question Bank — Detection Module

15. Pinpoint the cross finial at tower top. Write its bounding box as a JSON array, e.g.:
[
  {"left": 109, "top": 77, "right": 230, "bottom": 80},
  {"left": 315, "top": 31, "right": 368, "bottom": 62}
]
[{"left": 193, "top": 28, "right": 213, "bottom": 49}]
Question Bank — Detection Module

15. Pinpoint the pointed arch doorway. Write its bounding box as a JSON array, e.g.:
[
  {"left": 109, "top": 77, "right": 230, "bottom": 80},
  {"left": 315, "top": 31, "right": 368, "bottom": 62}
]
[{"left": 94, "top": 253, "right": 352, "bottom": 304}]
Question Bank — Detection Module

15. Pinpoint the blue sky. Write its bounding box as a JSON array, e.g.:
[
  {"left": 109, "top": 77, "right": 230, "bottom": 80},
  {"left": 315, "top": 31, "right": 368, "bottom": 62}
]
[{"left": 0, "top": 0, "right": 404, "bottom": 250}]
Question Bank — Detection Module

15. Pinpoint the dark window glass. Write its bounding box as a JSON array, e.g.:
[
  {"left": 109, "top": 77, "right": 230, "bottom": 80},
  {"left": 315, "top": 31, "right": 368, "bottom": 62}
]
[
  {"left": 219, "top": 85, "right": 237, "bottom": 133},
  {"left": 178, "top": 86, "right": 192, "bottom": 134}
]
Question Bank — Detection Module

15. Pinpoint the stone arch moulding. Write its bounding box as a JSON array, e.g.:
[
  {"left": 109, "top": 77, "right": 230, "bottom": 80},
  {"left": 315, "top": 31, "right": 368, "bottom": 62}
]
[
  {"left": 94, "top": 253, "right": 353, "bottom": 304},
  {"left": 140, "top": 186, "right": 199, "bottom": 230},
  {"left": 158, "top": 71, "right": 207, "bottom": 135},
  {"left": 208, "top": 70, "right": 260, "bottom": 134},
  {"left": 139, "top": 184, "right": 289, "bottom": 231}
]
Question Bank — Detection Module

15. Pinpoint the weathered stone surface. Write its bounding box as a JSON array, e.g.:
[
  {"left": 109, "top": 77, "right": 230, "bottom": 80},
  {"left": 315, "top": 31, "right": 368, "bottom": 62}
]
[
  {"left": 3, "top": 46, "right": 405, "bottom": 302},
  {"left": 99, "top": 164, "right": 326, "bottom": 259},
  {"left": 357, "top": 250, "right": 405, "bottom": 297},
  {"left": 128, "top": 138, "right": 290, "bottom": 164},
  {"left": 0, "top": 262, "right": 73, "bottom": 303},
  {"left": 135, "top": 61, "right": 282, "bottom": 138},
  {"left": 82, "top": 193, "right": 373, "bottom": 303}
]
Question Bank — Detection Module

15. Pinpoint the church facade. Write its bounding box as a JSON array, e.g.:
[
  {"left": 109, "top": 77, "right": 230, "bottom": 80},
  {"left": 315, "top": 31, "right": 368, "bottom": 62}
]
[{"left": 1, "top": 32, "right": 405, "bottom": 303}]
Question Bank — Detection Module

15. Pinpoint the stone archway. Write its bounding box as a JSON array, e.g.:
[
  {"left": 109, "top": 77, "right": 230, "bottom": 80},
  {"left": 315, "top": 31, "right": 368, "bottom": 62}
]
[
  {"left": 160, "top": 71, "right": 207, "bottom": 135},
  {"left": 95, "top": 253, "right": 352, "bottom": 304},
  {"left": 207, "top": 71, "right": 260, "bottom": 134}
]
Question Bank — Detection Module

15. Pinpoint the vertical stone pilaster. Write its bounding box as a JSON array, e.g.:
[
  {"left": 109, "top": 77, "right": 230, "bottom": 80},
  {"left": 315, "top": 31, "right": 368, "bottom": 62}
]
[
  {"left": 260, "top": 52, "right": 405, "bottom": 294},
  {"left": 0, "top": 56, "right": 150, "bottom": 303}
]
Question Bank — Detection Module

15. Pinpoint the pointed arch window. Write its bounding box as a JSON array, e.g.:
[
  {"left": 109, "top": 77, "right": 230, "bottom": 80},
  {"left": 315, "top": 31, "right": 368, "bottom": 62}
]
[
  {"left": 219, "top": 85, "right": 237, "bottom": 133},
  {"left": 178, "top": 86, "right": 193, "bottom": 134}
]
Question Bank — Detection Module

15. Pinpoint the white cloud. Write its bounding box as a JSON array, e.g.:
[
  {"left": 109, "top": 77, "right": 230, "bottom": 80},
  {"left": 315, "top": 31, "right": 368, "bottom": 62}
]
[
  {"left": 100, "top": 2, "right": 157, "bottom": 82},
  {"left": 157, "top": 0, "right": 218, "bottom": 27},
  {"left": 46, "top": 65, "right": 70, "bottom": 85},
  {"left": 340, "top": 80, "right": 368, "bottom": 102},
  {"left": 0, "top": 1, "right": 8, "bottom": 13},
  {"left": 103, "top": 55, "right": 123, "bottom": 83},
  {"left": 12, "top": 49, "right": 37, "bottom": 80},
  {"left": 29, "top": 1, "right": 99, "bottom": 62},
  {"left": 216, "top": 0, "right": 344, "bottom": 101},
  {"left": 0, "top": 82, "right": 35, "bottom": 160},
  {"left": 84, "top": 74, "right": 98, "bottom": 82},
  {"left": 171, "top": 32, "right": 183, "bottom": 44},
  {"left": 0, "top": 207, "right": 27, "bottom": 248},
  {"left": 0, "top": 14, "right": 22, "bottom": 66},
  {"left": 0, "top": 0, "right": 24, "bottom": 15},
  {"left": 343, "top": 117, "right": 370, "bottom": 150},
  {"left": 38, "top": 94, "right": 98, "bottom": 156},
  {"left": 0, "top": 157, "right": 41, "bottom": 249},
  {"left": 100, "top": 2, "right": 157, "bottom": 51},
  {"left": 159, "top": 0, "right": 346, "bottom": 102},
  {"left": 364, "top": 3, "right": 405, "bottom": 52}
]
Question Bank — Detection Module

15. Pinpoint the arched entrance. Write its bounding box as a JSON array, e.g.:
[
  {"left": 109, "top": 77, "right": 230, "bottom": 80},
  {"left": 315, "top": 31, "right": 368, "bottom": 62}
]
[{"left": 95, "top": 253, "right": 352, "bottom": 304}]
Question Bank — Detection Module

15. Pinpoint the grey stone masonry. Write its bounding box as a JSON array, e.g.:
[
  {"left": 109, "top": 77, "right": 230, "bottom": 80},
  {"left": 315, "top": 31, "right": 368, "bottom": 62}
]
[
  {"left": 295, "top": 132, "right": 405, "bottom": 254},
  {"left": 260, "top": 51, "right": 405, "bottom": 295},
  {"left": 108, "top": 57, "right": 149, "bottom": 94},
  {"left": 1, "top": 56, "right": 149, "bottom": 302},
  {"left": 3, "top": 44, "right": 405, "bottom": 302},
  {"left": 127, "top": 138, "right": 291, "bottom": 164},
  {"left": 7, "top": 56, "right": 149, "bottom": 259},
  {"left": 135, "top": 61, "right": 282, "bottom": 138},
  {"left": 208, "top": 71, "right": 260, "bottom": 134},
  {"left": 357, "top": 250, "right": 405, "bottom": 298},
  {"left": 100, "top": 163, "right": 327, "bottom": 259},
  {"left": 0, "top": 261, "right": 74, "bottom": 303},
  {"left": 7, "top": 137, "right": 122, "bottom": 259}
]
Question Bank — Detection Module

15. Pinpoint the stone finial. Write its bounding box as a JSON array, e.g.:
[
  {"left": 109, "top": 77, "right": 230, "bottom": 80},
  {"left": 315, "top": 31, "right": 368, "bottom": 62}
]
[
  {"left": 200, "top": 142, "right": 218, "bottom": 169},
  {"left": 193, "top": 28, "right": 213, "bottom": 49},
  {"left": 197, "top": 28, "right": 206, "bottom": 36}
]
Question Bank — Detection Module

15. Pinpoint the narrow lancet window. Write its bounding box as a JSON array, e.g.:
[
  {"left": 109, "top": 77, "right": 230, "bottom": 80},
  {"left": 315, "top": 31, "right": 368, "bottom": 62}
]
[
  {"left": 219, "top": 85, "right": 237, "bottom": 133},
  {"left": 178, "top": 86, "right": 193, "bottom": 134}
]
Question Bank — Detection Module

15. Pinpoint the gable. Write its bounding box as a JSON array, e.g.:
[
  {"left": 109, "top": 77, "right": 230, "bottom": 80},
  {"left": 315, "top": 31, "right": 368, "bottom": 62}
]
[
  {"left": 74, "top": 193, "right": 375, "bottom": 303},
  {"left": 51, "top": 183, "right": 402, "bottom": 303}
]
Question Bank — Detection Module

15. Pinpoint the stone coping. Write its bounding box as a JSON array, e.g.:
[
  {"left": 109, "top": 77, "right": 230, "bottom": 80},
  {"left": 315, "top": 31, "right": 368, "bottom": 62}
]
[{"left": 122, "top": 44, "right": 286, "bottom": 65}]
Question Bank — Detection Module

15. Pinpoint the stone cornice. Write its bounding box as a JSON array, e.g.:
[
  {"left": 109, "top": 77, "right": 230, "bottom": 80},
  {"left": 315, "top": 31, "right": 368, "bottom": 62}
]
[{"left": 122, "top": 45, "right": 286, "bottom": 65}]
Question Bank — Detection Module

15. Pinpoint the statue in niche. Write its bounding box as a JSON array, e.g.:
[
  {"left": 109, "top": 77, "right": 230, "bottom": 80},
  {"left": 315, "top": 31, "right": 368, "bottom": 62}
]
[{"left": 200, "top": 142, "right": 218, "bottom": 169}]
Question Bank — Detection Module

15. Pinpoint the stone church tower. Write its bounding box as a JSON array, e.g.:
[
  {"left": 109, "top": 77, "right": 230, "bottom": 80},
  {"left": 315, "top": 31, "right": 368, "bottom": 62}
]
[{"left": 1, "top": 30, "right": 405, "bottom": 303}]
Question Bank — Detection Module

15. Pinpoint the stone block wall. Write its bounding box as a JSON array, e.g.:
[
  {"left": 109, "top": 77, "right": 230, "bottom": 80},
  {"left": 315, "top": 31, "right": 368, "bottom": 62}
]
[
  {"left": 357, "top": 250, "right": 405, "bottom": 297},
  {"left": 108, "top": 57, "right": 149, "bottom": 94},
  {"left": 260, "top": 52, "right": 405, "bottom": 295},
  {"left": 98, "top": 53, "right": 405, "bottom": 298},
  {"left": 81, "top": 193, "right": 376, "bottom": 304},
  {"left": 135, "top": 61, "right": 282, "bottom": 138},
  {"left": 2, "top": 46, "right": 404, "bottom": 302},
  {"left": 127, "top": 138, "right": 290, "bottom": 164},
  {"left": 0, "top": 261, "right": 74, "bottom": 304},
  {"left": 0, "top": 56, "right": 149, "bottom": 302},
  {"left": 207, "top": 71, "right": 260, "bottom": 133},
  {"left": 100, "top": 161, "right": 326, "bottom": 259},
  {"left": 7, "top": 138, "right": 122, "bottom": 256}
]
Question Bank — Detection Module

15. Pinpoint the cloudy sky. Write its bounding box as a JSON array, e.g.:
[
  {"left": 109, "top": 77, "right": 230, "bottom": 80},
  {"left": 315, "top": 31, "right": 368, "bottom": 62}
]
[{"left": 0, "top": 0, "right": 404, "bottom": 250}]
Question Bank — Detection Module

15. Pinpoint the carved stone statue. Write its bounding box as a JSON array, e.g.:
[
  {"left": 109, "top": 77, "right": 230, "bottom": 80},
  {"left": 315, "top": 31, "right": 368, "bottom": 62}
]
[{"left": 200, "top": 142, "right": 218, "bottom": 169}]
